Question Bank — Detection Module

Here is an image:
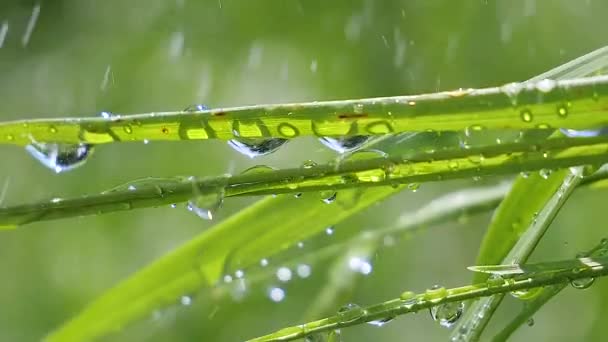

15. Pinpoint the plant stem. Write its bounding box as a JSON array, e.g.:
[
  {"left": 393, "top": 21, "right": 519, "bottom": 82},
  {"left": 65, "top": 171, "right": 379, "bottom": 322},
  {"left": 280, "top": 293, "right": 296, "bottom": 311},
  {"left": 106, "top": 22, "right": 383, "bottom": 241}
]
[
  {"left": 1, "top": 76, "right": 608, "bottom": 146},
  {"left": 248, "top": 254, "right": 608, "bottom": 341},
  {"left": 2, "top": 135, "right": 608, "bottom": 227}
]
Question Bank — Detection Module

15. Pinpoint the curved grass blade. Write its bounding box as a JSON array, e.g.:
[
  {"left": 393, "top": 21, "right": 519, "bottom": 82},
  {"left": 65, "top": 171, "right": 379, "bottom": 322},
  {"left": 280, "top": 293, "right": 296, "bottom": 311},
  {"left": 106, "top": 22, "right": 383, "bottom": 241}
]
[
  {"left": 249, "top": 252, "right": 608, "bottom": 341},
  {"left": 44, "top": 132, "right": 436, "bottom": 341},
  {"left": 1, "top": 75, "right": 608, "bottom": 146},
  {"left": 491, "top": 239, "right": 608, "bottom": 342},
  {"left": 451, "top": 43, "right": 608, "bottom": 342},
  {"left": 5, "top": 133, "right": 608, "bottom": 227}
]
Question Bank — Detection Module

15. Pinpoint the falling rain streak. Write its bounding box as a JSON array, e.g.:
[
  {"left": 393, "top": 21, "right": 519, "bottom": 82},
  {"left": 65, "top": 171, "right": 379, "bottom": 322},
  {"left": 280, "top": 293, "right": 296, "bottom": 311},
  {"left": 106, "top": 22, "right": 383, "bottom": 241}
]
[{"left": 22, "top": 3, "right": 40, "bottom": 47}]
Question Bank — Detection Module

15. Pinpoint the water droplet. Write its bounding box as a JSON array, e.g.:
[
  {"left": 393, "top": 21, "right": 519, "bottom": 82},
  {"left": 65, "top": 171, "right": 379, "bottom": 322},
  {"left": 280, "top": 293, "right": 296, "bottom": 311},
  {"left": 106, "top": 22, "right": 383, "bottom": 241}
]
[
  {"left": 325, "top": 227, "right": 334, "bottom": 235},
  {"left": 557, "top": 104, "right": 568, "bottom": 117},
  {"left": 560, "top": 128, "right": 607, "bottom": 138},
  {"left": 348, "top": 256, "right": 373, "bottom": 275},
  {"left": 425, "top": 285, "right": 448, "bottom": 302},
  {"left": 301, "top": 160, "right": 317, "bottom": 169},
  {"left": 48, "top": 126, "right": 57, "bottom": 134},
  {"left": 520, "top": 171, "right": 530, "bottom": 178},
  {"left": 276, "top": 267, "right": 292, "bottom": 282},
  {"left": 184, "top": 104, "right": 209, "bottom": 112},
  {"left": 240, "top": 165, "right": 276, "bottom": 176},
  {"left": 501, "top": 82, "right": 524, "bottom": 105},
  {"left": 186, "top": 185, "right": 224, "bottom": 220},
  {"left": 26, "top": 142, "right": 93, "bottom": 173},
  {"left": 367, "top": 316, "right": 395, "bottom": 327},
  {"left": 235, "top": 270, "right": 245, "bottom": 278},
  {"left": 510, "top": 287, "right": 543, "bottom": 300},
  {"left": 408, "top": 183, "right": 420, "bottom": 192},
  {"left": 337, "top": 303, "right": 366, "bottom": 323},
  {"left": 268, "top": 287, "right": 285, "bottom": 302},
  {"left": 260, "top": 258, "right": 269, "bottom": 267},
  {"left": 539, "top": 168, "right": 552, "bottom": 179},
  {"left": 400, "top": 291, "right": 415, "bottom": 301},
  {"left": 294, "top": 193, "right": 302, "bottom": 199},
  {"left": 319, "top": 136, "right": 371, "bottom": 153},
  {"left": 320, "top": 190, "right": 337, "bottom": 204},
  {"left": 520, "top": 109, "right": 533, "bottom": 122},
  {"left": 429, "top": 301, "right": 464, "bottom": 328},
  {"left": 296, "top": 264, "right": 312, "bottom": 278},
  {"left": 297, "top": 241, "right": 304, "bottom": 248},
  {"left": 123, "top": 125, "right": 133, "bottom": 134},
  {"left": 180, "top": 295, "right": 193, "bottom": 306},
  {"left": 527, "top": 317, "right": 535, "bottom": 327},
  {"left": 99, "top": 111, "right": 114, "bottom": 119},
  {"left": 571, "top": 277, "right": 595, "bottom": 289},
  {"left": 353, "top": 103, "right": 364, "bottom": 114},
  {"left": 228, "top": 138, "right": 288, "bottom": 158},
  {"left": 536, "top": 79, "right": 556, "bottom": 93}
]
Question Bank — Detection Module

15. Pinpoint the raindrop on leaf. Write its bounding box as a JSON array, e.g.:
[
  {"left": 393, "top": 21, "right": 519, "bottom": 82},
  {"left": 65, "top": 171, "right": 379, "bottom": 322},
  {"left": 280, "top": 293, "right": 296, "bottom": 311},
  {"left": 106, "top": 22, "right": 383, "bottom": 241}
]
[
  {"left": 319, "top": 136, "right": 371, "bottom": 153},
  {"left": 26, "top": 142, "right": 93, "bottom": 173},
  {"left": 429, "top": 301, "right": 464, "bottom": 328}
]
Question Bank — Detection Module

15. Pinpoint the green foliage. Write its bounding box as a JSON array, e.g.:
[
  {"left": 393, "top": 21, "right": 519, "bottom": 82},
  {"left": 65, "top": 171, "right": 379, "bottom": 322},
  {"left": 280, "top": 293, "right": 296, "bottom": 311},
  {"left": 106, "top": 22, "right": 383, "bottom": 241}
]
[{"left": 2, "top": 2, "right": 608, "bottom": 342}]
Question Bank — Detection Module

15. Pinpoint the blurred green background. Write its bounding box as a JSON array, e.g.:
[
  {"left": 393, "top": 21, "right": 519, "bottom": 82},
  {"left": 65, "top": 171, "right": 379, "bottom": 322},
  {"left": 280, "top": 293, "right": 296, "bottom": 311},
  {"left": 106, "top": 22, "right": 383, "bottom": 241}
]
[{"left": 1, "top": 0, "right": 608, "bottom": 341}]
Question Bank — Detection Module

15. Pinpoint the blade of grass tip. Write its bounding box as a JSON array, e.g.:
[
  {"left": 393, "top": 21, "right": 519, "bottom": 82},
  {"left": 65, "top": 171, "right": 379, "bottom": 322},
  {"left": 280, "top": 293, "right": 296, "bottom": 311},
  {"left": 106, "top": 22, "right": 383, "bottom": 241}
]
[
  {"left": 2, "top": 74, "right": 608, "bottom": 146},
  {"left": 6, "top": 131, "right": 608, "bottom": 227},
  {"left": 451, "top": 43, "right": 608, "bottom": 341},
  {"left": 45, "top": 131, "right": 457, "bottom": 342},
  {"left": 249, "top": 253, "right": 608, "bottom": 342},
  {"left": 490, "top": 238, "right": 608, "bottom": 342}
]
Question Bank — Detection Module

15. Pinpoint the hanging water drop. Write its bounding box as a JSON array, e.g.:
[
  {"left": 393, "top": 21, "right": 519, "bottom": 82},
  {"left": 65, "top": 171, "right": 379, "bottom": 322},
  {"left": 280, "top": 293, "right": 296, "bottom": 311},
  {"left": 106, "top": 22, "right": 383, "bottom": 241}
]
[
  {"left": 26, "top": 142, "right": 93, "bottom": 173},
  {"left": 337, "top": 303, "right": 366, "bottom": 323},
  {"left": 367, "top": 317, "right": 395, "bottom": 327},
  {"left": 510, "top": 286, "right": 543, "bottom": 300},
  {"left": 539, "top": 168, "right": 552, "bottom": 179},
  {"left": 570, "top": 277, "right": 595, "bottom": 290},
  {"left": 319, "top": 136, "right": 371, "bottom": 153},
  {"left": 320, "top": 190, "right": 337, "bottom": 204},
  {"left": 186, "top": 185, "right": 225, "bottom": 220},
  {"left": 228, "top": 138, "right": 288, "bottom": 158},
  {"left": 560, "top": 128, "right": 608, "bottom": 138},
  {"left": 429, "top": 301, "right": 464, "bottom": 328}
]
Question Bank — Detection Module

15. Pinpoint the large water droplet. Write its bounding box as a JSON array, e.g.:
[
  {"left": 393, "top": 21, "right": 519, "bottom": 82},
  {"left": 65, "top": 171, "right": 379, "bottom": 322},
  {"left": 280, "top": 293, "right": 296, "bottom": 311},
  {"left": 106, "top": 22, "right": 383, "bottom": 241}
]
[
  {"left": 26, "top": 142, "right": 93, "bottom": 173},
  {"left": 367, "top": 316, "right": 395, "bottom": 327},
  {"left": 228, "top": 138, "right": 288, "bottom": 158},
  {"left": 570, "top": 277, "right": 595, "bottom": 290},
  {"left": 320, "top": 190, "right": 337, "bottom": 204},
  {"left": 560, "top": 128, "right": 608, "bottom": 138},
  {"left": 337, "top": 303, "right": 366, "bottom": 323},
  {"left": 186, "top": 185, "right": 225, "bottom": 220},
  {"left": 268, "top": 287, "right": 285, "bottom": 302},
  {"left": 510, "top": 286, "right": 543, "bottom": 300},
  {"left": 429, "top": 301, "right": 464, "bottom": 328},
  {"left": 319, "top": 136, "right": 371, "bottom": 153},
  {"left": 276, "top": 267, "right": 292, "bottom": 282}
]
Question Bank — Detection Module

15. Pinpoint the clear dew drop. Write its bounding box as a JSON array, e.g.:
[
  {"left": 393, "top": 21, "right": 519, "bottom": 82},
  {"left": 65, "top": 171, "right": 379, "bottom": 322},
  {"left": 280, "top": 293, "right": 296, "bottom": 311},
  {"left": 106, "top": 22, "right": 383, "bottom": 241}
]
[
  {"left": 184, "top": 104, "right": 210, "bottom": 112},
  {"left": 318, "top": 136, "right": 371, "bottom": 153},
  {"left": 301, "top": 160, "right": 318, "bottom": 169},
  {"left": 337, "top": 303, "right": 366, "bottom": 323},
  {"left": 539, "top": 168, "right": 552, "bottom": 179},
  {"left": 26, "top": 142, "right": 93, "bottom": 173},
  {"left": 535, "top": 79, "right": 556, "bottom": 93},
  {"left": 228, "top": 138, "right": 288, "bottom": 158},
  {"left": 268, "top": 287, "right": 285, "bottom": 302},
  {"left": 180, "top": 295, "right": 193, "bottom": 306},
  {"left": 560, "top": 128, "right": 607, "bottom": 138},
  {"left": 557, "top": 104, "right": 568, "bottom": 117},
  {"left": 260, "top": 258, "right": 269, "bottom": 267},
  {"left": 510, "top": 286, "right": 543, "bottom": 300},
  {"left": 520, "top": 109, "right": 533, "bottom": 123},
  {"left": 429, "top": 301, "right": 465, "bottom": 328},
  {"left": 186, "top": 186, "right": 225, "bottom": 220},
  {"left": 367, "top": 316, "right": 395, "bottom": 327},
  {"left": 320, "top": 190, "right": 337, "bottom": 204},
  {"left": 325, "top": 226, "right": 334, "bottom": 235},
  {"left": 296, "top": 264, "right": 312, "bottom": 278},
  {"left": 240, "top": 164, "right": 276, "bottom": 175},
  {"left": 527, "top": 317, "right": 535, "bottom": 327},
  {"left": 276, "top": 267, "right": 292, "bottom": 282},
  {"left": 570, "top": 277, "right": 595, "bottom": 290}
]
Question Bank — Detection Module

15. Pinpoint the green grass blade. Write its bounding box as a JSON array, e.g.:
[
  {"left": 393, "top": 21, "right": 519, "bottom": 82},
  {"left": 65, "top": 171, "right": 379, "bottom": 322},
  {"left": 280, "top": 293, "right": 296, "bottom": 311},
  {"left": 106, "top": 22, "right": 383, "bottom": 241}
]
[
  {"left": 450, "top": 43, "right": 608, "bottom": 342},
  {"left": 1, "top": 75, "right": 608, "bottom": 146},
  {"left": 249, "top": 249, "right": 608, "bottom": 341},
  {"left": 45, "top": 133, "right": 434, "bottom": 341},
  {"left": 490, "top": 239, "right": 608, "bottom": 342},
  {"left": 5, "top": 133, "right": 608, "bottom": 227}
]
